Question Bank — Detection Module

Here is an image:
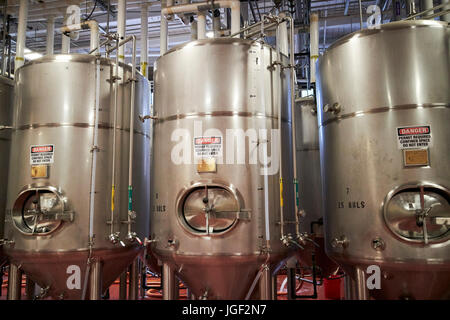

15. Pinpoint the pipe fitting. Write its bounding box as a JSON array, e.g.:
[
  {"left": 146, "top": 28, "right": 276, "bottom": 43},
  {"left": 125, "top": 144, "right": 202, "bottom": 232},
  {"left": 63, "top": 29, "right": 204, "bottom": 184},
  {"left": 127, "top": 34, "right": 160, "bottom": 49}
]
[{"left": 331, "top": 235, "right": 349, "bottom": 248}]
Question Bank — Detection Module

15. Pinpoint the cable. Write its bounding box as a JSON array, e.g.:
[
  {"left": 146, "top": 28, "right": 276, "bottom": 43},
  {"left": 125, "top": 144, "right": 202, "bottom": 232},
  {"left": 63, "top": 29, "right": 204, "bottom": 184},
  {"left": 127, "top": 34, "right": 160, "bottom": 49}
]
[{"left": 84, "top": 0, "right": 98, "bottom": 21}]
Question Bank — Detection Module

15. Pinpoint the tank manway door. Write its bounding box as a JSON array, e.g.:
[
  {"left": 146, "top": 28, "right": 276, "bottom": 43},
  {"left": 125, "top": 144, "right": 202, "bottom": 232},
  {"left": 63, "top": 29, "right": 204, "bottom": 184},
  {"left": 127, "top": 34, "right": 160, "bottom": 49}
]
[
  {"left": 181, "top": 186, "right": 246, "bottom": 235},
  {"left": 384, "top": 187, "right": 450, "bottom": 244},
  {"left": 12, "top": 188, "right": 74, "bottom": 235}
]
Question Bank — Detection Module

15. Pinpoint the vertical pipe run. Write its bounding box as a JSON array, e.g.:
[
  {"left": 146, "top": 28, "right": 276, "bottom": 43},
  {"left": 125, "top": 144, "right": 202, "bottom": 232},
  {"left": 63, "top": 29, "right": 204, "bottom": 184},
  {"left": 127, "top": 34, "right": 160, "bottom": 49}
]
[
  {"left": 191, "top": 20, "right": 198, "bottom": 40},
  {"left": 230, "top": 1, "right": 241, "bottom": 37},
  {"left": 140, "top": 3, "right": 148, "bottom": 77},
  {"left": 271, "top": 274, "right": 278, "bottom": 300},
  {"left": 197, "top": 13, "right": 206, "bottom": 39},
  {"left": 277, "top": 14, "right": 288, "bottom": 56},
  {"left": 309, "top": 13, "right": 319, "bottom": 84},
  {"left": 46, "top": 17, "right": 55, "bottom": 55},
  {"left": 128, "top": 258, "right": 140, "bottom": 300},
  {"left": 119, "top": 271, "right": 128, "bottom": 300},
  {"left": 7, "top": 264, "right": 22, "bottom": 300},
  {"left": 162, "top": 263, "right": 177, "bottom": 300},
  {"left": 15, "top": 0, "right": 28, "bottom": 71},
  {"left": 160, "top": 13, "right": 168, "bottom": 55},
  {"left": 442, "top": 0, "right": 450, "bottom": 22},
  {"left": 61, "top": 15, "right": 70, "bottom": 54},
  {"left": 355, "top": 267, "right": 369, "bottom": 300},
  {"left": 89, "top": 260, "right": 102, "bottom": 300},
  {"left": 259, "top": 265, "right": 272, "bottom": 300},
  {"left": 117, "top": 0, "right": 126, "bottom": 63},
  {"left": 421, "top": 0, "right": 434, "bottom": 16}
]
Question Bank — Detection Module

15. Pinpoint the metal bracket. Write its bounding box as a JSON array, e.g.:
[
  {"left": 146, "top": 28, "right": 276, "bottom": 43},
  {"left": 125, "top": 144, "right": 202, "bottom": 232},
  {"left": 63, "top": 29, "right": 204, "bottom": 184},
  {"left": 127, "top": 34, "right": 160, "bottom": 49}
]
[{"left": 39, "top": 211, "right": 75, "bottom": 222}]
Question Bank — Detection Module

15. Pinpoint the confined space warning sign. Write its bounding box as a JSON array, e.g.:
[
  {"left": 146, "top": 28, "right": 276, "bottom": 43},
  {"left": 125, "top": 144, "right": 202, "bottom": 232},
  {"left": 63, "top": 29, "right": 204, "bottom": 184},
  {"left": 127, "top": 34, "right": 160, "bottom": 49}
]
[
  {"left": 30, "top": 145, "right": 54, "bottom": 165},
  {"left": 397, "top": 126, "right": 431, "bottom": 150},
  {"left": 194, "top": 136, "right": 222, "bottom": 158}
]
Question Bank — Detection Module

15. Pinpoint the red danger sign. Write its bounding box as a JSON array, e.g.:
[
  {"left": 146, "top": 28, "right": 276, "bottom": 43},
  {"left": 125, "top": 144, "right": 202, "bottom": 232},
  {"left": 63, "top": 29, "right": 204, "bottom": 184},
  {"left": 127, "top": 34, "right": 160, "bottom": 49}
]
[
  {"left": 194, "top": 137, "right": 221, "bottom": 145},
  {"left": 30, "top": 144, "right": 54, "bottom": 165},
  {"left": 398, "top": 126, "right": 430, "bottom": 136},
  {"left": 31, "top": 145, "right": 54, "bottom": 153},
  {"left": 397, "top": 125, "right": 431, "bottom": 150}
]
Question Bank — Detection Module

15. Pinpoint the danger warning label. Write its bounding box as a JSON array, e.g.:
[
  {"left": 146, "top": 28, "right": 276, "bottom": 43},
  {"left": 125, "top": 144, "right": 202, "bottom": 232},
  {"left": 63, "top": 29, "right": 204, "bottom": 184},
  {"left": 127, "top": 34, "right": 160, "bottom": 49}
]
[
  {"left": 397, "top": 126, "right": 431, "bottom": 150},
  {"left": 30, "top": 145, "right": 54, "bottom": 165},
  {"left": 194, "top": 136, "right": 222, "bottom": 158}
]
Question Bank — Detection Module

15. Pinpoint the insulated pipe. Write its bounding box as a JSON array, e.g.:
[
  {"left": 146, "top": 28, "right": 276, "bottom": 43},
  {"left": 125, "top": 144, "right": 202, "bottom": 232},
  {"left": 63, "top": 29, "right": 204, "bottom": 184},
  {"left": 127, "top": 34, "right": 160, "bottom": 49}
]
[
  {"left": 421, "top": 0, "right": 434, "bottom": 16},
  {"left": 25, "top": 277, "right": 35, "bottom": 300},
  {"left": 117, "top": 0, "right": 126, "bottom": 63},
  {"left": 140, "top": 3, "right": 148, "bottom": 77},
  {"left": 161, "top": 1, "right": 240, "bottom": 37},
  {"left": 60, "top": 20, "right": 99, "bottom": 54},
  {"left": 46, "top": 17, "right": 55, "bottom": 55},
  {"left": 277, "top": 13, "right": 288, "bottom": 58},
  {"left": 7, "top": 264, "right": 22, "bottom": 300},
  {"left": 89, "top": 260, "right": 102, "bottom": 300},
  {"left": 309, "top": 13, "right": 319, "bottom": 84},
  {"left": 15, "top": 0, "right": 28, "bottom": 71},
  {"left": 197, "top": 13, "right": 206, "bottom": 39},
  {"left": 442, "top": 0, "right": 450, "bottom": 22}
]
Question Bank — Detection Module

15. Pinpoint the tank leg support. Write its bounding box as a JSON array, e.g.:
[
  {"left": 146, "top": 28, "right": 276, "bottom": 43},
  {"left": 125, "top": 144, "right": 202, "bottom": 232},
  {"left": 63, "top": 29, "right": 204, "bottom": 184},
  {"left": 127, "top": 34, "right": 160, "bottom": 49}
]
[
  {"left": 271, "top": 273, "right": 278, "bottom": 300},
  {"left": 89, "top": 259, "right": 103, "bottom": 300},
  {"left": 25, "top": 276, "right": 36, "bottom": 300},
  {"left": 128, "top": 258, "right": 140, "bottom": 300},
  {"left": 355, "top": 267, "right": 369, "bottom": 300},
  {"left": 7, "top": 264, "right": 23, "bottom": 300},
  {"left": 119, "top": 271, "right": 128, "bottom": 300},
  {"left": 259, "top": 264, "right": 273, "bottom": 300},
  {"left": 162, "top": 263, "right": 178, "bottom": 300}
]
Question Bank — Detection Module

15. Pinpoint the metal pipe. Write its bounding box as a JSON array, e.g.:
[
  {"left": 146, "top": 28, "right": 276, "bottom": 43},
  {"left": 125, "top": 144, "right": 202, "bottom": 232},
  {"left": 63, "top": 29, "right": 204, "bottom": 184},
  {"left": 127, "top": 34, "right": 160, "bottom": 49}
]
[
  {"left": 140, "top": 3, "right": 148, "bottom": 77},
  {"left": 128, "top": 258, "right": 140, "bottom": 300},
  {"left": 89, "top": 259, "right": 102, "bottom": 300},
  {"left": 46, "top": 17, "right": 55, "bottom": 55},
  {"left": 1, "top": 0, "right": 8, "bottom": 76},
  {"left": 161, "top": 1, "right": 240, "bottom": 37},
  {"left": 271, "top": 274, "right": 277, "bottom": 300},
  {"left": 197, "top": 13, "right": 206, "bottom": 39},
  {"left": 441, "top": 0, "right": 450, "bottom": 22},
  {"left": 309, "top": 13, "right": 319, "bottom": 84},
  {"left": 127, "top": 35, "right": 137, "bottom": 240},
  {"left": 60, "top": 20, "right": 99, "bottom": 54},
  {"left": 160, "top": 11, "right": 168, "bottom": 55},
  {"left": 355, "top": 267, "right": 369, "bottom": 300},
  {"left": 119, "top": 271, "right": 128, "bottom": 300},
  {"left": 358, "top": 0, "right": 363, "bottom": 28},
  {"left": 117, "top": 0, "right": 126, "bottom": 63},
  {"left": 162, "top": 263, "right": 177, "bottom": 300},
  {"left": 259, "top": 265, "right": 272, "bottom": 300},
  {"left": 15, "top": 0, "right": 28, "bottom": 72},
  {"left": 190, "top": 20, "right": 198, "bottom": 41},
  {"left": 420, "top": 0, "right": 434, "bottom": 16},
  {"left": 7, "top": 264, "right": 22, "bottom": 300},
  {"left": 403, "top": 3, "right": 448, "bottom": 19},
  {"left": 277, "top": 13, "right": 288, "bottom": 56},
  {"left": 287, "top": 16, "right": 301, "bottom": 239},
  {"left": 61, "top": 15, "right": 70, "bottom": 54}
]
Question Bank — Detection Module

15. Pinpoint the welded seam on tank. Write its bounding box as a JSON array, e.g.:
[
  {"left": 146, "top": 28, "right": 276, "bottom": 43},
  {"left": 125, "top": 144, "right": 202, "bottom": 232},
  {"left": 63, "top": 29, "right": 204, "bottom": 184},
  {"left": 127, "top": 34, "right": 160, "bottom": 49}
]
[
  {"left": 320, "top": 103, "right": 449, "bottom": 127},
  {"left": 154, "top": 111, "right": 290, "bottom": 123},
  {"left": 15, "top": 122, "right": 151, "bottom": 139}
]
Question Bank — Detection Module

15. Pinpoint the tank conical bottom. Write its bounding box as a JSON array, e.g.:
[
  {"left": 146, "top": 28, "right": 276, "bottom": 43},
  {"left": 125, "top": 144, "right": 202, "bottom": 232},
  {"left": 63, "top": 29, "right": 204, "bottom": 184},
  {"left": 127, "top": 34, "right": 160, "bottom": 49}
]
[{"left": 6, "top": 246, "right": 142, "bottom": 299}]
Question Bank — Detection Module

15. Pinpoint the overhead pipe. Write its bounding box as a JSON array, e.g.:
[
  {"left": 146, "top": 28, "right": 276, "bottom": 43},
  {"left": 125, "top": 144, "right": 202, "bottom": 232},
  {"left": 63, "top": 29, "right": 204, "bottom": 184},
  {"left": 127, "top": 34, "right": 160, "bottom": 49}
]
[
  {"left": 46, "top": 17, "right": 55, "bottom": 55},
  {"left": 117, "top": 0, "right": 126, "bottom": 63},
  {"left": 309, "top": 13, "right": 319, "bottom": 84},
  {"left": 15, "top": 0, "right": 28, "bottom": 72},
  {"left": 140, "top": 2, "right": 148, "bottom": 77},
  {"left": 60, "top": 20, "right": 99, "bottom": 54},
  {"left": 161, "top": 0, "right": 240, "bottom": 37}
]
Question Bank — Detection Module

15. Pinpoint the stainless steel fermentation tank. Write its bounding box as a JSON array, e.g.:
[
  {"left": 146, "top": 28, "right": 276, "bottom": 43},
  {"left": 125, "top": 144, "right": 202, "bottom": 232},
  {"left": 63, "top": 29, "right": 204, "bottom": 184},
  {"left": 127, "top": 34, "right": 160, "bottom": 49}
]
[
  {"left": 0, "top": 76, "right": 14, "bottom": 268},
  {"left": 317, "top": 21, "right": 450, "bottom": 299},
  {"left": 150, "top": 38, "right": 296, "bottom": 299},
  {"left": 3, "top": 54, "right": 151, "bottom": 299},
  {"left": 294, "top": 98, "right": 338, "bottom": 278}
]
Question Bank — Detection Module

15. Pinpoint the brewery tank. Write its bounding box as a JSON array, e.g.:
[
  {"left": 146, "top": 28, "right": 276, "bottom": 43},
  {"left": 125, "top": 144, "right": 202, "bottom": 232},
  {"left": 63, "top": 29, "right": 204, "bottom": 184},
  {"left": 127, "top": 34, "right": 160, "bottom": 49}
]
[
  {"left": 3, "top": 54, "right": 151, "bottom": 299},
  {"left": 317, "top": 20, "right": 450, "bottom": 299},
  {"left": 0, "top": 76, "right": 14, "bottom": 268},
  {"left": 150, "top": 38, "right": 296, "bottom": 299}
]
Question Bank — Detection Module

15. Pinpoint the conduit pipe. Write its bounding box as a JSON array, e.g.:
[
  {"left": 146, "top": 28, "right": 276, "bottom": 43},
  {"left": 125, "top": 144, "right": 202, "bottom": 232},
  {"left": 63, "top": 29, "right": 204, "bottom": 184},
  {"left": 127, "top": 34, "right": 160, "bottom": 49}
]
[
  {"left": 117, "top": 0, "right": 126, "bottom": 63},
  {"left": 15, "top": 0, "right": 28, "bottom": 72},
  {"left": 309, "top": 13, "right": 319, "bottom": 84},
  {"left": 140, "top": 3, "right": 148, "bottom": 77},
  {"left": 60, "top": 20, "right": 99, "bottom": 54},
  {"left": 161, "top": 0, "right": 240, "bottom": 37},
  {"left": 46, "top": 17, "right": 55, "bottom": 55}
]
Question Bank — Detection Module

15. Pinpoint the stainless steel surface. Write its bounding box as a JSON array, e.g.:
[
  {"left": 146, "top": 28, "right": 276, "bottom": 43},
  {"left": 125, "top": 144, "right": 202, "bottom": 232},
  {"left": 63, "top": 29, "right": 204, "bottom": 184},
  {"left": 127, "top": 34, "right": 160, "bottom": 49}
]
[
  {"left": 0, "top": 76, "right": 13, "bottom": 265},
  {"left": 128, "top": 258, "right": 139, "bottom": 300},
  {"left": 89, "top": 259, "right": 102, "bottom": 300},
  {"left": 150, "top": 38, "right": 295, "bottom": 299},
  {"left": 162, "top": 262, "right": 178, "bottom": 300},
  {"left": 3, "top": 54, "right": 151, "bottom": 299},
  {"left": 7, "top": 263, "right": 22, "bottom": 300},
  {"left": 259, "top": 265, "right": 272, "bottom": 300},
  {"left": 119, "top": 271, "right": 127, "bottom": 300},
  {"left": 317, "top": 20, "right": 450, "bottom": 299}
]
